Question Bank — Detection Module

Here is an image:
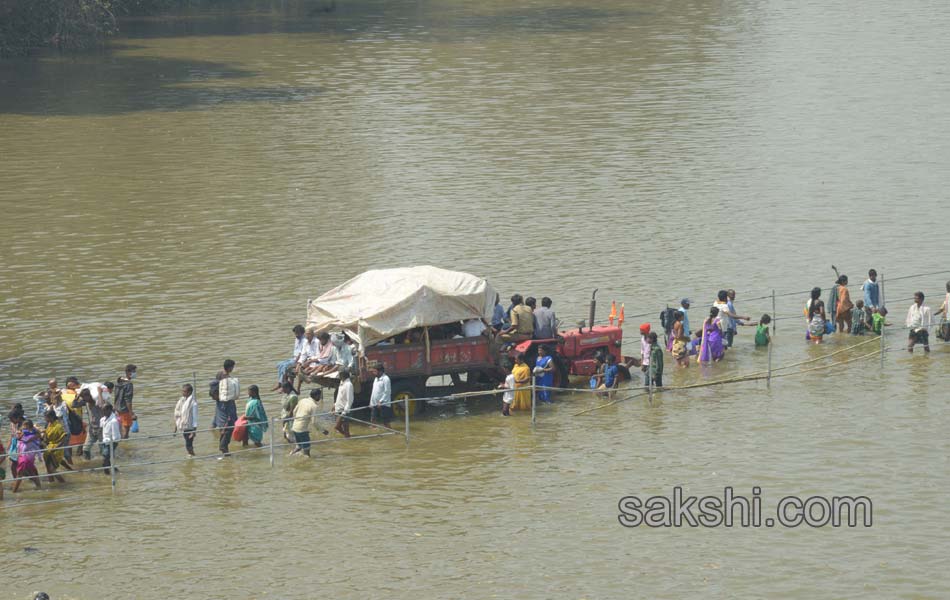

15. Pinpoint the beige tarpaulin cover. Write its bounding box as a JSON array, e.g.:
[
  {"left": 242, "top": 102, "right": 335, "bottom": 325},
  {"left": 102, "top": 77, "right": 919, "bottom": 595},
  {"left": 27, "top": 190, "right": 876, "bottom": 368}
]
[{"left": 306, "top": 266, "right": 497, "bottom": 349}]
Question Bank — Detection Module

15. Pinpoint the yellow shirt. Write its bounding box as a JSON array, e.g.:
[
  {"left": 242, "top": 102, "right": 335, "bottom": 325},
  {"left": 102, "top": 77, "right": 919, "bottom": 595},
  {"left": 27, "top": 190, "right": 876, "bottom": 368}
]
[
  {"left": 511, "top": 305, "right": 535, "bottom": 335},
  {"left": 63, "top": 389, "right": 83, "bottom": 420}
]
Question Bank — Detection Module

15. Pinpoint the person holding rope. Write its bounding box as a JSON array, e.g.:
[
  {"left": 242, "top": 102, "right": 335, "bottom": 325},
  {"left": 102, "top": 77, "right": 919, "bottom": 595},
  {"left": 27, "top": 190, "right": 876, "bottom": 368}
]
[
  {"left": 173, "top": 384, "right": 198, "bottom": 457},
  {"left": 100, "top": 404, "right": 120, "bottom": 474},
  {"left": 368, "top": 363, "right": 393, "bottom": 428},
  {"left": 290, "top": 388, "right": 321, "bottom": 456},
  {"left": 214, "top": 359, "right": 239, "bottom": 458},
  {"left": 334, "top": 370, "right": 354, "bottom": 438},
  {"left": 906, "top": 292, "right": 933, "bottom": 353}
]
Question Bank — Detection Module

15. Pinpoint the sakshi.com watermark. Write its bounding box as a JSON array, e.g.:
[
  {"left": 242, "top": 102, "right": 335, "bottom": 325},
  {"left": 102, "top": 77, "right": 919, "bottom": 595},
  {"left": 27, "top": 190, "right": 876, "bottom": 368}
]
[{"left": 618, "top": 487, "right": 872, "bottom": 528}]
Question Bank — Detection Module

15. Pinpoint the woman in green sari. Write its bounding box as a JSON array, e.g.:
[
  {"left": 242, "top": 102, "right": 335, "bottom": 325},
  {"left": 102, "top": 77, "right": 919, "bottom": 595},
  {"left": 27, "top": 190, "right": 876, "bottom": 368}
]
[{"left": 243, "top": 385, "right": 269, "bottom": 448}]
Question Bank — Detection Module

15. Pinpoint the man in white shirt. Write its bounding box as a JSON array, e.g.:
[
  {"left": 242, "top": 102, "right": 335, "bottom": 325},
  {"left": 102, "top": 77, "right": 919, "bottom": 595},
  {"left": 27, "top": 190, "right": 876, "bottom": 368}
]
[
  {"left": 295, "top": 329, "right": 321, "bottom": 374},
  {"left": 100, "top": 403, "right": 121, "bottom": 473},
  {"left": 906, "top": 291, "right": 933, "bottom": 353},
  {"left": 334, "top": 370, "right": 354, "bottom": 438},
  {"left": 214, "top": 359, "right": 240, "bottom": 457},
  {"left": 462, "top": 318, "right": 487, "bottom": 338},
  {"left": 81, "top": 381, "right": 113, "bottom": 460},
  {"left": 173, "top": 383, "right": 199, "bottom": 457},
  {"left": 369, "top": 363, "right": 392, "bottom": 428},
  {"left": 275, "top": 324, "right": 306, "bottom": 391}
]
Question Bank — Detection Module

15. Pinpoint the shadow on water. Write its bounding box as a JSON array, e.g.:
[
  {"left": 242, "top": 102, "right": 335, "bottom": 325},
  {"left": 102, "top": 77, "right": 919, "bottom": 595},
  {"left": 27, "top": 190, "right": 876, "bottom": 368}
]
[
  {"left": 453, "top": 6, "right": 653, "bottom": 34},
  {"left": 116, "top": 0, "right": 641, "bottom": 40},
  {"left": 0, "top": 52, "right": 320, "bottom": 116}
]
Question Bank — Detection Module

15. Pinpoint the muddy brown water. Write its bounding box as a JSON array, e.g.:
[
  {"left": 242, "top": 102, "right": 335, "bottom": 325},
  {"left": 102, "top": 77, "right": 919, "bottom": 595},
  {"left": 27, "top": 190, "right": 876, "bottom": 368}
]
[{"left": 1, "top": 1, "right": 949, "bottom": 597}]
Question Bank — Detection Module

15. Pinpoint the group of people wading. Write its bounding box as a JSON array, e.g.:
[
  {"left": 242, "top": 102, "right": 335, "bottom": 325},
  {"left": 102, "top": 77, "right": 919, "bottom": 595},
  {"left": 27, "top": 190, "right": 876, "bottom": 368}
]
[{"left": 5, "top": 271, "right": 949, "bottom": 497}]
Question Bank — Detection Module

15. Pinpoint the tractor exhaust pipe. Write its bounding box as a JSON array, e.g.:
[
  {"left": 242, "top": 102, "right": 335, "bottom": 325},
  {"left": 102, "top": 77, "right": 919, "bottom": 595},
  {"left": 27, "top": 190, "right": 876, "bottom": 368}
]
[{"left": 589, "top": 289, "right": 598, "bottom": 333}]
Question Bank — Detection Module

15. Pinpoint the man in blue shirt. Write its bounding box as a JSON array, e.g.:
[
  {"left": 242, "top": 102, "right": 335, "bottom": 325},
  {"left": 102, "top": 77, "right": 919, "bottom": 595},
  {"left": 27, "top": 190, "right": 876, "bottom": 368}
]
[
  {"left": 491, "top": 294, "right": 507, "bottom": 332},
  {"left": 601, "top": 354, "right": 619, "bottom": 391},
  {"left": 678, "top": 298, "right": 691, "bottom": 336},
  {"left": 863, "top": 269, "right": 880, "bottom": 309}
]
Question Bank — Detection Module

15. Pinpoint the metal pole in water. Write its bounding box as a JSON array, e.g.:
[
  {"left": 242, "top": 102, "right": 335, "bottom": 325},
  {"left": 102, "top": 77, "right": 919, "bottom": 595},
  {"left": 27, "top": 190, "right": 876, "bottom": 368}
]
[
  {"left": 880, "top": 272, "right": 886, "bottom": 368},
  {"left": 531, "top": 380, "right": 537, "bottom": 425},
  {"left": 768, "top": 289, "right": 774, "bottom": 389},
  {"left": 110, "top": 440, "right": 117, "bottom": 493},
  {"left": 404, "top": 399, "right": 410, "bottom": 444},
  {"left": 771, "top": 289, "right": 776, "bottom": 339},
  {"left": 648, "top": 369, "right": 654, "bottom": 405},
  {"left": 269, "top": 417, "right": 275, "bottom": 468}
]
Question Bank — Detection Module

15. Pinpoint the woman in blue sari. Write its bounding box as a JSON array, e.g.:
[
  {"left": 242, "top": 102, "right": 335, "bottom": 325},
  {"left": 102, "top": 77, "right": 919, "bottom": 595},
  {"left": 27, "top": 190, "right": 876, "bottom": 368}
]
[
  {"left": 534, "top": 345, "right": 556, "bottom": 403},
  {"left": 244, "top": 385, "right": 269, "bottom": 448}
]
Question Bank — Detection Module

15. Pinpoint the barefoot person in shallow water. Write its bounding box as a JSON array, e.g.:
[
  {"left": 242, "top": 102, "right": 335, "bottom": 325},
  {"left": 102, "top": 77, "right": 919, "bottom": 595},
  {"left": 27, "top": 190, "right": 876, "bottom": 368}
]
[
  {"left": 806, "top": 287, "right": 827, "bottom": 344},
  {"left": 334, "top": 370, "right": 354, "bottom": 438},
  {"left": 173, "top": 384, "right": 198, "bottom": 457},
  {"left": 243, "top": 385, "right": 268, "bottom": 449},
  {"left": 698, "top": 307, "right": 725, "bottom": 363}
]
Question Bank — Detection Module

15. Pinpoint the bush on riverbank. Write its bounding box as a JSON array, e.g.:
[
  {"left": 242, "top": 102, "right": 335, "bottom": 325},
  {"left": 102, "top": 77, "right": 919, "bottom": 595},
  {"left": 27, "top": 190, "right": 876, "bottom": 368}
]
[
  {"left": 0, "top": 0, "right": 228, "bottom": 57},
  {"left": 0, "top": 0, "right": 118, "bottom": 56}
]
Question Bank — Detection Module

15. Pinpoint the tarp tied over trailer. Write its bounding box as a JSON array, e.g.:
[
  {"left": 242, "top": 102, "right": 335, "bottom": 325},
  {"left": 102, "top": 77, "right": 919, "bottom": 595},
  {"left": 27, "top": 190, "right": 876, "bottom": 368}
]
[{"left": 306, "top": 266, "right": 497, "bottom": 349}]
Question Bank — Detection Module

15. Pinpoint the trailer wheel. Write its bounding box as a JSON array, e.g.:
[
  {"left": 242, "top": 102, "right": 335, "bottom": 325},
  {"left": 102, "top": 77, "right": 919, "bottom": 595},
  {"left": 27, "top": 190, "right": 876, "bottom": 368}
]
[{"left": 391, "top": 380, "right": 424, "bottom": 417}]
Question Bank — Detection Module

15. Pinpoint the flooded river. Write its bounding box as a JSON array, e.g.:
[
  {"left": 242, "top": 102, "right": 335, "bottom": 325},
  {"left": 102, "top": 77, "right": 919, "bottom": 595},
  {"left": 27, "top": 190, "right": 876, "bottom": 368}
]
[{"left": 1, "top": 0, "right": 949, "bottom": 597}]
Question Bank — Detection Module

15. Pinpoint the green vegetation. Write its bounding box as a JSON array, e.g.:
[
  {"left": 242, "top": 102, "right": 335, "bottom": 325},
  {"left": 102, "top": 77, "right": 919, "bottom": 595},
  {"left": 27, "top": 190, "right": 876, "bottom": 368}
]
[{"left": 0, "top": 0, "right": 223, "bottom": 57}]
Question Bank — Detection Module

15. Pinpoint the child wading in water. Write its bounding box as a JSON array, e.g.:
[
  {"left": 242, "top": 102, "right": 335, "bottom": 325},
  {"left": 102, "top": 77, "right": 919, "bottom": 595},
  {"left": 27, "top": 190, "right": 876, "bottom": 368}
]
[
  {"left": 851, "top": 301, "right": 868, "bottom": 335},
  {"left": 755, "top": 314, "right": 772, "bottom": 347},
  {"left": 872, "top": 307, "right": 888, "bottom": 335},
  {"left": 498, "top": 371, "right": 515, "bottom": 416}
]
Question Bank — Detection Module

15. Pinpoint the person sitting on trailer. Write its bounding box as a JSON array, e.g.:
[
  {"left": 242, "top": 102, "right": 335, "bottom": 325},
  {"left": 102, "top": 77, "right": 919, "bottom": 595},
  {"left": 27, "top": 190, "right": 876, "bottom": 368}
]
[
  {"left": 295, "top": 329, "right": 320, "bottom": 375},
  {"left": 500, "top": 294, "right": 534, "bottom": 342},
  {"left": 491, "top": 294, "right": 508, "bottom": 333},
  {"left": 302, "top": 332, "right": 333, "bottom": 377},
  {"left": 462, "top": 318, "right": 488, "bottom": 338}
]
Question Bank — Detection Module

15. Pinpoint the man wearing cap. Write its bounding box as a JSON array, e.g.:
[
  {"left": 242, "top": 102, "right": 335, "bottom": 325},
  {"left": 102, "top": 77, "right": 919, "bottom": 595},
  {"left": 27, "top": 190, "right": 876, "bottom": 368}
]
[{"left": 678, "top": 299, "right": 691, "bottom": 336}]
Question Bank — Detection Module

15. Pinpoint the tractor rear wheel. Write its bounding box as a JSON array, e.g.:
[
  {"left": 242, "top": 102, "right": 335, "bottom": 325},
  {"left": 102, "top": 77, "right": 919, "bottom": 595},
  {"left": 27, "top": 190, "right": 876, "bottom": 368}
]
[{"left": 391, "top": 380, "right": 425, "bottom": 417}]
